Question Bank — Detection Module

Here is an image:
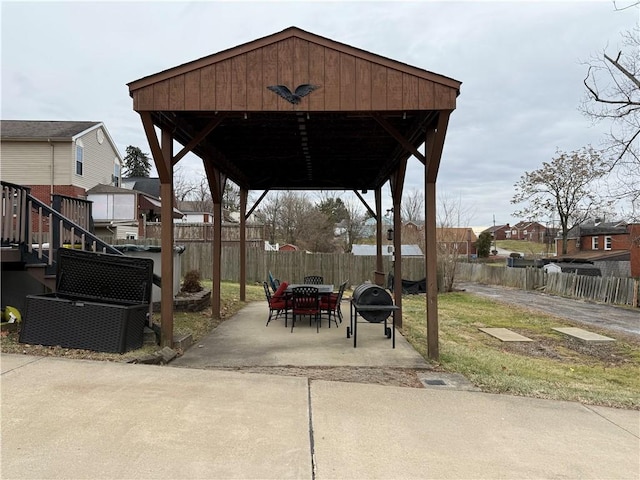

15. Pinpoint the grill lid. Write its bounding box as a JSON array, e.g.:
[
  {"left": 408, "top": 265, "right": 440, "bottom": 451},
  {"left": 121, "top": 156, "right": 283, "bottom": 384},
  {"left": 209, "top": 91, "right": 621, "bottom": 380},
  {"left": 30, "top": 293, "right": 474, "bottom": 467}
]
[{"left": 352, "top": 283, "right": 394, "bottom": 323}]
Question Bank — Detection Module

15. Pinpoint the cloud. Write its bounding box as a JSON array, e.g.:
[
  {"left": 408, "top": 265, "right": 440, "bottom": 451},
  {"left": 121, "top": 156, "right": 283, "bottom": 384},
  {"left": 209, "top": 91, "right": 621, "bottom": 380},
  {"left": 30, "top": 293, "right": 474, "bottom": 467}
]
[{"left": 2, "top": 1, "right": 637, "bottom": 226}]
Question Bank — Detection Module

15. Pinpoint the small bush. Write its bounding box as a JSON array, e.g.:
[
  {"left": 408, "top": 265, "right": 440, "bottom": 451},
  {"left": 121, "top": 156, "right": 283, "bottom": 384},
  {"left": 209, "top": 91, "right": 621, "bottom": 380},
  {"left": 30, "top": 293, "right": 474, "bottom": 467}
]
[{"left": 181, "top": 270, "right": 203, "bottom": 293}]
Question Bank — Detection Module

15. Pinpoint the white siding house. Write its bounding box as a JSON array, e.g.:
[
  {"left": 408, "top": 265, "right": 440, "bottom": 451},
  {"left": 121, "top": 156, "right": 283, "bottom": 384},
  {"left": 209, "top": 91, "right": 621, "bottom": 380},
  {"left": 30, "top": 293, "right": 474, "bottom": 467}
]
[{"left": 0, "top": 120, "right": 122, "bottom": 200}]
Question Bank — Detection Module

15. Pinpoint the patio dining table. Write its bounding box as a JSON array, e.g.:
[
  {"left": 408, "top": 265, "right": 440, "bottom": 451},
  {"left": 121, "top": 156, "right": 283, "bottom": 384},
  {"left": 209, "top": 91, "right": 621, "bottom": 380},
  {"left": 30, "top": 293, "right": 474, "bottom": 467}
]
[
  {"left": 285, "top": 284, "right": 334, "bottom": 295},
  {"left": 284, "top": 284, "right": 335, "bottom": 330}
]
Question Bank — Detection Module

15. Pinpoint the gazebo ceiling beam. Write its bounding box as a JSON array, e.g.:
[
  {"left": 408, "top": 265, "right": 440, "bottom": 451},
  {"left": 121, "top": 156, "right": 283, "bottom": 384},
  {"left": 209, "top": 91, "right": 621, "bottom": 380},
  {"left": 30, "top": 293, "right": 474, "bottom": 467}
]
[
  {"left": 173, "top": 114, "right": 228, "bottom": 165},
  {"left": 372, "top": 113, "right": 426, "bottom": 164}
]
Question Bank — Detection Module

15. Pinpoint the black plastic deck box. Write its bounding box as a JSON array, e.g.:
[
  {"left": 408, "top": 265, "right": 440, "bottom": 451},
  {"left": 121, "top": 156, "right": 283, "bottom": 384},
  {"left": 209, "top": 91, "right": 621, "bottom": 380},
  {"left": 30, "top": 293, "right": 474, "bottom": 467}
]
[{"left": 20, "top": 249, "right": 154, "bottom": 353}]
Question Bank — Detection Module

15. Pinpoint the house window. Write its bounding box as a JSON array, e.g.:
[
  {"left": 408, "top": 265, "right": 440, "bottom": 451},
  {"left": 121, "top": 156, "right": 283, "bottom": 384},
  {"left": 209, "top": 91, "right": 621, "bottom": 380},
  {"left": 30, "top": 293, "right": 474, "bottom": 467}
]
[
  {"left": 75, "top": 141, "right": 84, "bottom": 176},
  {"left": 113, "top": 162, "right": 120, "bottom": 187},
  {"left": 604, "top": 236, "right": 612, "bottom": 250},
  {"left": 592, "top": 237, "right": 599, "bottom": 250}
]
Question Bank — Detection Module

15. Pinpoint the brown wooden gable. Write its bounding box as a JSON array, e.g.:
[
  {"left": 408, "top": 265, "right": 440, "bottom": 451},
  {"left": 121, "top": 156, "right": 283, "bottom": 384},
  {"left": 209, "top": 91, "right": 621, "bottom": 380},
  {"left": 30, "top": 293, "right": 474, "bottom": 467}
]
[{"left": 129, "top": 27, "right": 459, "bottom": 112}]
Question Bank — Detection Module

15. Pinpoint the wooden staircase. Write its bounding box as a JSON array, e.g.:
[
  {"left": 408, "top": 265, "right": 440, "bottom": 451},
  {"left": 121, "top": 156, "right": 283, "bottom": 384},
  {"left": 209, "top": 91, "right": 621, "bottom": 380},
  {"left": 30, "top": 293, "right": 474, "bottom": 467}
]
[{"left": 1, "top": 181, "right": 160, "bottom": 293}]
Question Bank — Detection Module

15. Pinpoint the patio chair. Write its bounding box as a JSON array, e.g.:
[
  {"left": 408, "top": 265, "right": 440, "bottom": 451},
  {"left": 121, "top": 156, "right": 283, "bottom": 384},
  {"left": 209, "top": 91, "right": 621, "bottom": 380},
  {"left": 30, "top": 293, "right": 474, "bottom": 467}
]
[
  {"left": 303, "top": 275, "right": 324, "bottom": 285},
  {"left": 290, "top": 286, "right": 320, "bottom": 333},
  {"left": 320, "top": 280, "right": 347, "bottom": 327},
  {"left": 267, "top": 271, "right": 279, "bottom": 293},
  {"left": 264, "top": 281, "right": 289, "bottom": 327}
]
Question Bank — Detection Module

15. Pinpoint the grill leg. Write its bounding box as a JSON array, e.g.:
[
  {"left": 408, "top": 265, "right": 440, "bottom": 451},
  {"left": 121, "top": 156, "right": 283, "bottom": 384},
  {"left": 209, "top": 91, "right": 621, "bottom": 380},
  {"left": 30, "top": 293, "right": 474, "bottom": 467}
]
[{"left": 353, "top": 310, "right": 358, "bottom": 348}]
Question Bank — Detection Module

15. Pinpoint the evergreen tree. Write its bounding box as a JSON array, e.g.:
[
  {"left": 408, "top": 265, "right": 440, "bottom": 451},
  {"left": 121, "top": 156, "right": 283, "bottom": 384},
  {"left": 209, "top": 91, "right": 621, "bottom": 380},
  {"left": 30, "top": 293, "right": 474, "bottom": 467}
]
[
  {"left": 476, "top": 232, "right": 492, "bottom": 258},
  {"left": 122, "top": 145, "right": 152, "bottom": 177}
]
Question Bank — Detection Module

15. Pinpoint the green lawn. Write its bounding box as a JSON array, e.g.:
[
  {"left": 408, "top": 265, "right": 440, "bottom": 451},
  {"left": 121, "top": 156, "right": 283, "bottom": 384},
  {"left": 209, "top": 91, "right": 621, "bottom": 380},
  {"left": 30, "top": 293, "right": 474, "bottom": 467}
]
[
  {"left": 401, "top": 292, "right": 640, "bottom": 409},
  {"left": 496, "top": 239, "right": 554, "bottom": 255}
]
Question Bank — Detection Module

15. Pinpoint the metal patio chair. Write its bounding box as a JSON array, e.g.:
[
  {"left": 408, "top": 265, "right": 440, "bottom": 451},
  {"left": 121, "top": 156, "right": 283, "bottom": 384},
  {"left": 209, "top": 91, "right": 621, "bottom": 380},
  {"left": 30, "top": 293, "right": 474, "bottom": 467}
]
[{"left": 290, "top": 286, "right": 320, "bottom": 333}]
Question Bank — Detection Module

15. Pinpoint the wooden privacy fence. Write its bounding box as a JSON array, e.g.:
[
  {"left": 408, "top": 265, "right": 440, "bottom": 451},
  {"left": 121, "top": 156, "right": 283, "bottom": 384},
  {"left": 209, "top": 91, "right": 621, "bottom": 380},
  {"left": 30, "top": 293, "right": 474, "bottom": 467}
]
[
  {"left": 198, "top": 247, "right": 427, "bottom": 286},
  {"left": 545, "top": 271, "right": 639, "bottom": 306},
  {"left": 114, "top": 239, "right": 639, "bottom": 307},
  {"left": 172, "top": 243, "right": 427, "bottom": 287},
  {"left": 456, "top": 263, "right": 639, "bottom": 307},
  {"left": 455, "top": 263, "right": 547, "bottom": 291}
]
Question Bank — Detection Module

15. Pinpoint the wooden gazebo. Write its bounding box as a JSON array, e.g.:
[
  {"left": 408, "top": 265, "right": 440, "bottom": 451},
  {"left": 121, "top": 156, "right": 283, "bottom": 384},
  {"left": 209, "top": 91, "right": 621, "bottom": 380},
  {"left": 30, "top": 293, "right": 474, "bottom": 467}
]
[{"left": 127, "top": 27, "right": 461, "bottom": 359}]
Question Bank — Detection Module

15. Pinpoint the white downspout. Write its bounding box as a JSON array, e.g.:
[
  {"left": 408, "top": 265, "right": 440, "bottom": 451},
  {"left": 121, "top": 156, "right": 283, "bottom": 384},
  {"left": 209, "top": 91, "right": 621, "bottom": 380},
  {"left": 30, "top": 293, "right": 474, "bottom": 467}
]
[{"left": 48, "top": 139, "right": 54, "bottom": 196}]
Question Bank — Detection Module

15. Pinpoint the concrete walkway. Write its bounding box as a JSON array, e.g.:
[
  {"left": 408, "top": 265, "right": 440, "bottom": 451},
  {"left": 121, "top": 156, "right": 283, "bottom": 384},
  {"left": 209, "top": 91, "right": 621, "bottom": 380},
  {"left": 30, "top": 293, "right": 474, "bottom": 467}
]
[{"left": 2, "top": 353, "right": 638, "bottom": 479}]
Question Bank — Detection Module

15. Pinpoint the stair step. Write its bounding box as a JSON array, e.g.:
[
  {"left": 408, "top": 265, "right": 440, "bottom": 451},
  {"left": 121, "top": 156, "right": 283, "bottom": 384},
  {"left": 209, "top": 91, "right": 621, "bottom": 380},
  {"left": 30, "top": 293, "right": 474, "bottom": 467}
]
[{"left": 1, "top": 247, "right": 22, "bottom": 263}]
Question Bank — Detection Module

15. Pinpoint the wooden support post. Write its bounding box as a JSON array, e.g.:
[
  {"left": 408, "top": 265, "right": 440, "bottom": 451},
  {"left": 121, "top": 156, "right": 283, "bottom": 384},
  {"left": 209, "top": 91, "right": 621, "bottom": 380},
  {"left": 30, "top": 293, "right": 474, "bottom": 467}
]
[
  {"left": 240, "top": 187, "right": 247, "bottom": 301},
  {"left": 160, "top": 129, "right": 174, "bottom": 348},
  {"left": 203, "top": 160, "right": 225, "bottom": 320},
  {"left": 375, "top": 188, "right": 383, "bottom": 285},
  {"left": 390, "top": 160, "right": 406, "bottom": 328},
  {"left": 392, "top": 196, "right": 402, "bottom": 328},
  {"left": 212, "top": 199, "right": 222, "bottom": 318},
  {"left": 425, "top": 180, "right": 438, "bottom": 360}
]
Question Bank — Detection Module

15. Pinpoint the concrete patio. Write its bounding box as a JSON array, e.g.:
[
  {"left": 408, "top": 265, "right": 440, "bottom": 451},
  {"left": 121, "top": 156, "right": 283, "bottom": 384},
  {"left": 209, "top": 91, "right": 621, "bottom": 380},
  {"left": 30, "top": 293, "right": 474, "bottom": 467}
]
[{"left": 171, "top": 300, "right": 430, "bottom": 370}]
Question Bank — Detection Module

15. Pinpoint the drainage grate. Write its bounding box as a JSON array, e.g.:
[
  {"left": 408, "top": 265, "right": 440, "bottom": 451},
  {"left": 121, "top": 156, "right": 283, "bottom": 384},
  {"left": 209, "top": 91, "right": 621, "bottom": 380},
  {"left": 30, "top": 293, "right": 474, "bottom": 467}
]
[{"left": 424, "top": 379, "right": 447, "bottom": 386}]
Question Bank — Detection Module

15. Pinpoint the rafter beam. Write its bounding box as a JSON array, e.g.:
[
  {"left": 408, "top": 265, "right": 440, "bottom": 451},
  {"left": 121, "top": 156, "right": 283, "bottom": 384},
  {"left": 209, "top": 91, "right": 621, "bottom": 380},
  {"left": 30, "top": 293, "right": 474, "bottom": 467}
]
[
  {"left": 246, "top": 190, "right": 269, "bottom": 219},
  {"left": 353, "top": 190, "right": 376, "bottom": 219},
  {"left": 173, "top": 114, "right": 227, "bottom": 165},
  {"left": 372, "top": 113, "right": 426, "bottom": 164}
]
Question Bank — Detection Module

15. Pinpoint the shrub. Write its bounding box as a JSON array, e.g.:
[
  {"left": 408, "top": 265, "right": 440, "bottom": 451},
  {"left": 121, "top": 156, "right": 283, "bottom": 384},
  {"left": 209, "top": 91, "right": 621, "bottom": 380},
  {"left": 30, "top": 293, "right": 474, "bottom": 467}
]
[{"left": 181, "top": 270, "right": 203, "bottom": 293}]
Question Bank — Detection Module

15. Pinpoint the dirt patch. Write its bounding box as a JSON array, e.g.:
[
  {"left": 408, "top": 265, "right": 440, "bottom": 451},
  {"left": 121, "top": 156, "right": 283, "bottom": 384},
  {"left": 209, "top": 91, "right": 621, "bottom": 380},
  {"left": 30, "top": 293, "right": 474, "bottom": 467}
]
[
  {"left": 498, "top": 329, "right": 637, "bottom": 366},
  {"left": 207, "top": 366, "right": 429, "bottom": 388}
]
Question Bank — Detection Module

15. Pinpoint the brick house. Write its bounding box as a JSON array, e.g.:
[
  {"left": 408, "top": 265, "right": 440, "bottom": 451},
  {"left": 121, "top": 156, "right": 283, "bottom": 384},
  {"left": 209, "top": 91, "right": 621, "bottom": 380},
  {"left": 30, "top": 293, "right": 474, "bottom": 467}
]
[
  {"left": 555, "top": 220, "right": 640, "bottom": 278},
  {"left": 482, "top": 223, "right": 511, "bottom": 241},
  {"left": 0, "top": 120, "right": 122, "bottom": 204},
  {"left": 510, "top": 221, "right": 548, "bottom": 242},
  {"left": 436, "top": 227, "right": 477, "bottom": 256}
]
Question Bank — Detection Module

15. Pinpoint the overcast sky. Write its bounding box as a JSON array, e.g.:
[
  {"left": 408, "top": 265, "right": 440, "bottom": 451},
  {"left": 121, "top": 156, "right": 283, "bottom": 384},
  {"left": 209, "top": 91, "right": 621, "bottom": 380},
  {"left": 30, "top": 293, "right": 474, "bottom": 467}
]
[{"left": 2, "top": 1, "right": 637, "bottom": 227}]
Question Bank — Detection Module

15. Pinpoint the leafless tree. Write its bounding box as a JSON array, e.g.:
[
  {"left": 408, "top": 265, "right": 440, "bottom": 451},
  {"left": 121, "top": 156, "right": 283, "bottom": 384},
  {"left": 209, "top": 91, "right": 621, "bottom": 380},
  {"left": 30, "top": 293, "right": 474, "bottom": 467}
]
[
  {"left": 173, "top": 165, "right": 198, "bottom": 202},
  {"left": 188, "top": 177, "right": 214, "bottom": 212},
  {"left": 297, "top": 209, "right": 336, "bottom": 252},
  {"left": 254, "top": 192, "right": 280, "bottom": 245},
  {"left": 223, "top": 182, "right": 240, "bottom": 213},
  {"left": 436, "top": 194, "right": 474, "bottom": 292},
  {"left": 581, "top": 13, "right": 639, "bottom": 213},
  {"left": 401, "top": 188, "right": 424, "bottom": 222},
  {"left": 511, "top": 147, "right": 611, "bottom": 255},
  {"left": 340, "top": 199, "right": 367, "bottom": 252}
]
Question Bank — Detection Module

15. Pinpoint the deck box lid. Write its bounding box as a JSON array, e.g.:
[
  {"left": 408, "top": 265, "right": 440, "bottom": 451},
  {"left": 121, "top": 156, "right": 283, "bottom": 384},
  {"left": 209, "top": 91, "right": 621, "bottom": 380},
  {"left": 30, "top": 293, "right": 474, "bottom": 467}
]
[{"left": 55, "top": 249, "right": 154, "bottom": 304}]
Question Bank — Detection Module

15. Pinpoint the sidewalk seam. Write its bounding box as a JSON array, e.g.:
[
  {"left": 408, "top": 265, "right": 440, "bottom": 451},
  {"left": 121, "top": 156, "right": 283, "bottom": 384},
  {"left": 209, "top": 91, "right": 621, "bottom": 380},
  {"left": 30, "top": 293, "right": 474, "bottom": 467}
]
[
  {"left": 307, "top": 378, "right": 316, "bottom": 480},
  {"left": 583, "top": 405, "right": 640, "bottom": 439},
  {"left": 0, "top": 355, "right": 44, "bottom": 375}
]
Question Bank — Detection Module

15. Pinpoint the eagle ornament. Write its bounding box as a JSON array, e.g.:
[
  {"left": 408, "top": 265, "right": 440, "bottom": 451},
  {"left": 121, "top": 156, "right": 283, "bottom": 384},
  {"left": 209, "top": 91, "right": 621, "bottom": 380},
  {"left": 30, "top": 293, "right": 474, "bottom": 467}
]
[{"left": 267, "top": 84, "right": 319, "bottom": 104}]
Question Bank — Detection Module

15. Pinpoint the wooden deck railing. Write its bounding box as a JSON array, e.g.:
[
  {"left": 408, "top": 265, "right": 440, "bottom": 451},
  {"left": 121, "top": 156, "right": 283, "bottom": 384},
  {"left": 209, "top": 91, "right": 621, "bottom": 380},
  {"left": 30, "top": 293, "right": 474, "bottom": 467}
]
[{"left": 1, "top": 181, "right": 160, "bottom": 286}]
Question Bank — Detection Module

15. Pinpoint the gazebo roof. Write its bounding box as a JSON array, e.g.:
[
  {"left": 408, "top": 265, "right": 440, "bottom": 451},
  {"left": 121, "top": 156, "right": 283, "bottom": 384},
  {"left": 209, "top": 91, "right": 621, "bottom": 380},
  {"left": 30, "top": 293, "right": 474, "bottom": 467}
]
[{"left": 127, "top": 26, "right": 461, "bottom": 191}]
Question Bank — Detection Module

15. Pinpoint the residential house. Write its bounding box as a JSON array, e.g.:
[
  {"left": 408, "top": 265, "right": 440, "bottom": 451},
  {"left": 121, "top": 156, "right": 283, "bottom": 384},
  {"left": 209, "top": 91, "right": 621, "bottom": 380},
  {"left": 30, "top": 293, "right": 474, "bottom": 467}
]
[
  {"left": 510, "top": 221, "right": 547, "bottom": 243},
  {"left": 1, "top": 120, "right": 122, "bottom": 203},
  {"left": 361, "top": 215, "right": 393, "bottom": 237},
  {"left": 482, "top": 223, "right": 511, "bottom": 241},
  {"left": 436, "top": 227, "right": 477, "bottom": 257},
  {"left": 554, "top": 220, "right": 640, "bottom": 277},
  {"left": 87, "top": 184, "right": 183, "bottom": 240},
  {"left": 401, "top": 220, "right": 424, "bottom": 245},
  {"left": 174, "top": 200, "right": 238, "bottom": 224},
  {"left": 121, "top": 176, "right": 161, "bottom": 197}
]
